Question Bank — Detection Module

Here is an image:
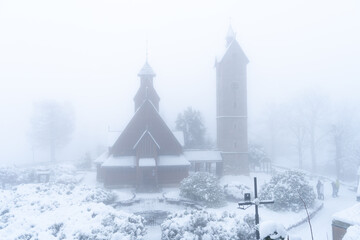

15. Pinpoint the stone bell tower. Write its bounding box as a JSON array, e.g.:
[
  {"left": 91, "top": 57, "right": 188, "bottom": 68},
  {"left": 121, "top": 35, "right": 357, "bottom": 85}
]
[{"left": 215, "top": 25, "right": 249, "bottom": 175}]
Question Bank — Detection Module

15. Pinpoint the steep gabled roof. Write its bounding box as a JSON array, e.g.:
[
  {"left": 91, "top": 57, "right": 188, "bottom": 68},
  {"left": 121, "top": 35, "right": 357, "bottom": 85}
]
[
  {"left": 217, "top": 39, "right": 249, "bottom": 64},
  {"left": 110, "top": 99, "right": 183, "bottom": 156}
]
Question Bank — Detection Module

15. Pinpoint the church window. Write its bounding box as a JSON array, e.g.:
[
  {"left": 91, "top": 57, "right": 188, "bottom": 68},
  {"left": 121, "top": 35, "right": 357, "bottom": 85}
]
[
  {"left": 234, "top": 124, "right": 237, "bottom": 129},
  {"left": 234, "top": 142, "right": 237, "bottom": 148},
  {"left": 233, "top": 101, "right": 237, "bottom": 108}
]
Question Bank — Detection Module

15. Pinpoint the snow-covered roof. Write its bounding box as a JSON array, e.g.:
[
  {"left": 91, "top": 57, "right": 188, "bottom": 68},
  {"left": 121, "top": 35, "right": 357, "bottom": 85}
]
[
  {"left": 173, "top": 131, "right": 184, "bottom": 147},
  {"left": 94, "top": 151, "right": 109, "bottom": 164},
  {"left": 138, "top": 61, "right": 156, "bottom": 77},
  {"left": 158, "top": 155, "right": 190, "bottom": 166},
  {"left": 343, "top": 225, "right": 360, "bottom": 240},
  {"left": 184, "top": 150, "right": 222, "bottom": 162},
  {"left": 101, "top": 156, "right": 135, "bottom": 168},
  {"left": 216, "top": 40, "right": 234, "bottom": 63},
  {"left": 139, "top": 158, "right": 156, "bottom": 167},
  {"left": 333, "top": 203, "right": 360, "bottom": 225}
]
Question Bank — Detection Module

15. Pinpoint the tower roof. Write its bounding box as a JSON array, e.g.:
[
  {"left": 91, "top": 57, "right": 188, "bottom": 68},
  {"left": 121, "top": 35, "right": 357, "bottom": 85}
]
[
  {"left": 226, "top": 24, "right": 235, "bottom": 40},
  {"left": 226, "top": 24, "right": 236, "bottom": 46},
  {"left": 138, "top": 61, "right": 156, "bottom": 77}
]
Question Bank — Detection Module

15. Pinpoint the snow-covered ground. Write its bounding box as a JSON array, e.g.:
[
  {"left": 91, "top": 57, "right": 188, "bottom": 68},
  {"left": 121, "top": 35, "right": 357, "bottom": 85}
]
[
  {"left": 1, "top": 165, "right": 358, "bottom": 239},
  {"left": 288, "top": 178, "right": 357, "bottom": 239}
]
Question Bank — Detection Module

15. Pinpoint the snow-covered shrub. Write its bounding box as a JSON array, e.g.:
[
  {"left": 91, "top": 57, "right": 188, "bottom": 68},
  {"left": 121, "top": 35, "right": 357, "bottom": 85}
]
[
  {"left": 223, "top": 183, "right": 251, "bottom": 201},
  {"left": 83, "top": 187, "right": 117, "bottom": 204},
  {"left": 52, "top": 164, "right": 83, "bottom": 185},
  {"left": 0, "top": 167, "right": 37, "bottom": 187},
  {"left": 0, "top": 184, "right": 146, "bottom": 240},
  {"left": 259, "top": 221, "right": 287, "bottom": 240},
  {"left": 180, "top": 172, "right": 224, "bottom": 206},
  {"left": 260, "top": 170, "right": 316, "bottom": 212},
  {"left": 161, "top": 210, "right": 256, "bottom": 240}
]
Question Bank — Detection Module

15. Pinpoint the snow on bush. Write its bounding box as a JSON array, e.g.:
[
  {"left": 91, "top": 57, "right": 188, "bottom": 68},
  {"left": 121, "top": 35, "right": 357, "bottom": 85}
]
[
  {"left": 223, "top": 183, "right": 251, "bottom": 201},
  {"left": 260, "top": 170, "right": 316, "bottom": 212},
  {"left": 0, "top": 164, "right": 84, "bottom": 187},
  {"left": 0, "top": 184, "right": 146, "bottom": 240},
  {"left": 259, "top": 221, "right": 287, "bottom": 240},
  {"left": 161, "top": 210, "right": 256, "bottom": 240},
  {"left": 0, "top": 166, "right": 37, "bottom": 186},
  {"left": 83, "top": 187, "right": 117, "bottom": 204},
  {"left": 180, "top": 172, "right": 225, "bottom": 207},
  {"left": 52, "top": 164, "right": 83, "bottom": 184},
  {"left": 343, "top": 225, "right": 360, "bottom": 240}
]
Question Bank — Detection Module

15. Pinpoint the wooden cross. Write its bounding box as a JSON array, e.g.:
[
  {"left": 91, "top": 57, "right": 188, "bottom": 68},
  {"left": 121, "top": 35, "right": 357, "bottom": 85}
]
[{"left": 238, "top": 177, "right": 274, "bottom": 240}]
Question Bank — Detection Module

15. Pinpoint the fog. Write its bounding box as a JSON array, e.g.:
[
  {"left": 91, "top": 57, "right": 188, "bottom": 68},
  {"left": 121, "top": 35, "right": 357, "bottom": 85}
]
[{"left": 0, "top": 0, "right": 359, "bottom": 170}]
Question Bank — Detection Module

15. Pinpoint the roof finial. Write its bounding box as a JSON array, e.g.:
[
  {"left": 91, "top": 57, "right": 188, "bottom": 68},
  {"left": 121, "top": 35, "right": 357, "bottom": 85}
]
[{"left": 226, "top": 20, "right": 236, "bottom": 47}]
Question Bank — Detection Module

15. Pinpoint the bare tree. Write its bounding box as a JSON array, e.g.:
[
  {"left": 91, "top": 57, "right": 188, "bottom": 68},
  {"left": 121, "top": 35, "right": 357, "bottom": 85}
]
[
  {"left": 329, "top": 109, "right": 357, "bottom": 179},
  {"left": 286, "top": 108, "right": 307, "bottom": 169},
  {"left": 29, "top": 100, "right": 75, "bottom": 162},
  {"left": 301, "top": 93, "right": 327, "bottom": 173}
]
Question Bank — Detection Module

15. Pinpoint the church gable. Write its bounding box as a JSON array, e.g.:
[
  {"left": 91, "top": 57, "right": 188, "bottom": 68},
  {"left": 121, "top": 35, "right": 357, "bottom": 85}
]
[
  {"left": 110, "top": 100, "right": 182, "bottom": 157},
  {"left": 133, "top": 130, "right": 160, "bottom": 158}
]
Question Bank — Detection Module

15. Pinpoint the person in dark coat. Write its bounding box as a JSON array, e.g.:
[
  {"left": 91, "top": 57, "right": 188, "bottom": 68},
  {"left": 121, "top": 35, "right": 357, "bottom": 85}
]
[
  {"left": 332, "top": 181, "right": 337, "bottom": 197},
  {"left": 316, "top": 180, "right": 322, "bottom": 199}
]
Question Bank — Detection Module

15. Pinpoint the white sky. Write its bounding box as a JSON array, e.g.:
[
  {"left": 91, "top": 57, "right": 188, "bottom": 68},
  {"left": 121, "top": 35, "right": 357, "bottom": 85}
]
[{"left": 0, "top": 0, "right": 359, "bottom": 164}]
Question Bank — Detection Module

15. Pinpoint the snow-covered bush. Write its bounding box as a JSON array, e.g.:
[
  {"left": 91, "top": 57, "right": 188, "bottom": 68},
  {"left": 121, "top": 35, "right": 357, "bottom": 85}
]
[
  {"left": 0, "top": 184, "right": 146, "bottom": 240},
  {"left": 52, "top": 164, "right": 83, "bottom": 185},
  {"left": 83, "top": 187, "right": 117, "bottom": 204},
  {"left": 180, "top": 172, "right": 224, "bottom": 206},
  {"left": 259, "top": 221, "right": 287, "bottom": 240},
  {"left": 0, "top": 167, "right": 37, "bottom": 187},
  {"left": 260, "top": 170, "right": 316, "bottom": 212},
  {"left": 223, "top": 183, "right": 251, "bottom": 201},
  {"left": 161, "top": 210, "right": 256, "bottom": 240}
]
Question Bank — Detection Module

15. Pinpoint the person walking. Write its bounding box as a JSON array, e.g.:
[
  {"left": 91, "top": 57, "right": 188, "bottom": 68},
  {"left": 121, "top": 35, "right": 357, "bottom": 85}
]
[
  {"left": 319, "top": 181, "right": 324, "bottom": 200},
  {"left": 316, "top": 180, "right": 322, "bottom": 200},
  {"left": 335, "top": 178, "right": 340, "bottom": 197},
  {"left": 332, "top": 181, "right": 337, "bottom": 198}
]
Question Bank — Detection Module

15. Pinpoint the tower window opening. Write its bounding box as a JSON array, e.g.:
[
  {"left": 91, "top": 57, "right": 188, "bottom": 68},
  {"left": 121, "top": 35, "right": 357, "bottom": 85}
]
[{"left": 234, "top": 142, "right": 237, "bottom": 148}]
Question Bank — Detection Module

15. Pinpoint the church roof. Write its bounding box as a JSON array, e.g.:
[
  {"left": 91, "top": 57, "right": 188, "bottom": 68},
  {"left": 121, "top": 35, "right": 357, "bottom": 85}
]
[
  {"left": 216, "top": 38, "right": 249, "bottom": 65},
  {"left": 134, "top": 85, "right": 160, "bottom": 110},
  {"left": 110, "top": 99, "right": 183, "bottom": 156},
  {"left": 138, "top": 61, "right": 156, "bottom": 77}
]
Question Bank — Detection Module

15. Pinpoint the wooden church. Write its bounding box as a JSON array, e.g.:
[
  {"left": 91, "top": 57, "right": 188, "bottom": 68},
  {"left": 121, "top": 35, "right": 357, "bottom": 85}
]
[
  {"left": 96, "top": 25, "right": 250, "bottom": 188},
  {"left": 97, "top": 61, "right": 190, "bottom": 188}
]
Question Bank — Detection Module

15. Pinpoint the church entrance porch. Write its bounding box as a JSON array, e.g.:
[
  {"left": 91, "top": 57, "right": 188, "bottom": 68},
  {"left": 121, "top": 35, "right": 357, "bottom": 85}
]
[{"left": 137, "top": 158, "right": 158, "bottom": 192}]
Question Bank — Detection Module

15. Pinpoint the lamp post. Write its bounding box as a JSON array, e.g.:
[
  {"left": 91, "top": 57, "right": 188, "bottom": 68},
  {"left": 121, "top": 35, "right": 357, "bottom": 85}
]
[{"left": 238, "top": 177, "right": 274, "bottom": 240}]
